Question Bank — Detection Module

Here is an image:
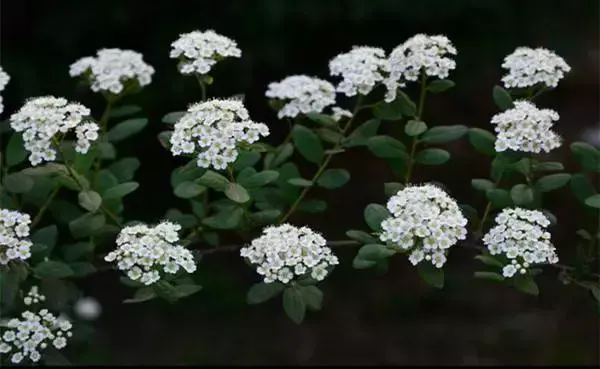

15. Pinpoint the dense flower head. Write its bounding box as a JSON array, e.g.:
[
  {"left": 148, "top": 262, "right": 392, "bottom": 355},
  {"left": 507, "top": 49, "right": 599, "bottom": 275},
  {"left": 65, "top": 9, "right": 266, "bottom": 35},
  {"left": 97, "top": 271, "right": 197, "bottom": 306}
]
[
  {"left": 23, "top": 286, "right": 46, "bottom": 306},
  {"left": 240, "top": 224, "right": 339, "bottom": 284},
  {"left": 329, "top": 46, "right": 388, "bottom": 97},
  {"left": 501, "top": 47, "right": 571, "bottom": 89},
  {"left": 0, "top": 66, "right": 10, "bottom": 115},
  {"left": 491, "top": 100, "right": 561, "bottom": 153},
  {"left": 379, "top": 184, "right": 468, "bottom": 268},
  {"left": 170, "top": 99, "right": 269, "bottom": 170},
  {"left": 0, "top": 290, "right": 73, "bottom": 364},
  {"left": 385, "top": 34, "right": 457, "bottom": 102},
  {"left": 0, "top": 209, "right": 32, "bottom": 265},
  {"left": 265, "top": 75, "right": 337, "bottom": 119},
  {"left": 483, "top": 208, "right": 558, "bottom": 278},
  {"left": 104, "top": 221, "right": 196, "bottom": 285},
  {"left": 170, "top": 30, "right": 241, "bottom": 75},
  {"left": 9, "top": 96, "right": 98, "bottom": 166},
  {"left": 69, "top": 48, "right": 154, "bottom": 94}
]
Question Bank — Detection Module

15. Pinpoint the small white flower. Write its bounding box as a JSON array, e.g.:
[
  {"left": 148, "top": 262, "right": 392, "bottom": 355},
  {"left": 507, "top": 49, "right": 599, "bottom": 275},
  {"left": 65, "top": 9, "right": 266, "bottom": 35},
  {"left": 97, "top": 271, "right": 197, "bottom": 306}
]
[
  {"left": 0, "top": 65, "right": 10, "bottom": 115},
  {"left": 501, "top": 47, "right": 570, "bottom": 89},
  {"left": 73, "top": 296, "right": 102, "bottom": 321},
  {"left": 329, "top": 46, "right": 388, "bottom": 97},
  {"left": 331, "top": 107, "right": 353, "bottom": 122},
  {"left": 265, "top": 75, "right": 337, "bottom": 119},
  {"left": 170, "top": 30, "right": 241, "bottom": 75},
  {"left": 0, "top": 209, "right": 33, "bottom": 264}
]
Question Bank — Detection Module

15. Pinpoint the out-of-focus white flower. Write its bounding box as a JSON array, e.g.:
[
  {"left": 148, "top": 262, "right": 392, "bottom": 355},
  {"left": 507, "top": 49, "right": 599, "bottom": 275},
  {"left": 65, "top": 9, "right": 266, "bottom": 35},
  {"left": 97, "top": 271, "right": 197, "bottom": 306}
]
[
  {"left": 0, "top": 209, "right": 32, "bottom": 265},
  {"left": 483, "top": 208, "right": 558, "bottom": 278},
  {"left": 240, "top": 224, "right": 339, "bottom": 284},
  {"left": 379, "top": 184, "right": 468, "bottom": 268},
  {"left": 491, "top": 100, "right": 561, "bottom": 153},
  {"left": 385, "top": 34, "right": 457, "bottom": 102},
  {"left": 73, "top": 296, "right": 102, "bottom": 321},
  {"left": 23, "top": 286, "right": 46, "bottom": 306},
  {"left": 169, "top": 99, "right": 269, "bottom": 170},
  {"left": 0, "top": 66, "right": 10, "bottom": 115},
  {"left": 104, "top": 221, "right": 196, "bottom": 286},
  {"left": 9, "top": 96, "right": 98, "bottom": 166},
  {"left": 501, "top": 47, "right": 571, "bottom": 89},
  {"left": 331, "top": 107, "right": 353, "bottom": 122},
  {"left": 170, "top": 30, "right": 241, "bottom": 75},
  {"left": 0, "top": 290, "right": 73, "bottom": 364},
  {"left": 265, "top": 75, "right": 337, "bottom": 119},
  {"left": 69, "top": 48, "right": 154, "bottom": 95},
  {"left": 329, "top": 46, "right": 388, "bottom": 97}
]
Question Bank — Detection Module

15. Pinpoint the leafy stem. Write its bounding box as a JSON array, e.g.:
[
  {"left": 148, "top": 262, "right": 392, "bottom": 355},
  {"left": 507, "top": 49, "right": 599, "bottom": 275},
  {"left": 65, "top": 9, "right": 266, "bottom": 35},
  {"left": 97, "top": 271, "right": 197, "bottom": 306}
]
[
  {"left": 93, "top": 99, "right": 115, "bottom": 187},
  {"left": 30, "top": 187, "right": 60, "bottom": 229},
  {"left": 476, "top": 173, "right": 504, "bottom": 237},
  {"left": 404, "top": 72, "right": 428, "bottom": 184}
]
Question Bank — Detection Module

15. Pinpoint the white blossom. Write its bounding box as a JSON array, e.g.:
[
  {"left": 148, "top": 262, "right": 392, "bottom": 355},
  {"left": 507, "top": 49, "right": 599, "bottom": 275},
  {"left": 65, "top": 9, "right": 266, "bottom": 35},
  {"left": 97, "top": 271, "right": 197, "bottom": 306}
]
[
  {"left": 265, "top": 75, "right": 336, "bottom": 119},
  {"left": 170, "top": 30, "right": 241, "bottom": 75},
  {"left": 501, "top": 47, "right": 571, "bottom": 89},
  {"left": 483, "top": 208, "right": 558, "bottom": 278},
  {"left": 9, "top": 96, "right": 98, "bottom": 166},
  {"left": 0, "top": 66, "right": 10, "bottom": 115},
  {"left": 331, "top": 107, "right": 353, "bottom": 122},
  {"left": 170, "top": 99, "right": 269, "bottom": 170},
  {"left": 104, "top": 221, "right": 196, "bottom": 285},
  {"left": 329, "top": 46, "right": 388, "bottom": 97},
  {"left": 69, "top": 48, "right": 154, "bottom": 95},
  {"left": 73, "top": 296, "right": 102, "bottom": 321},
  {"left": 379, "top": 184, "right": 468, "bottom": 268},
  {"left": 385, "top": 34, "right": 457, "bottom": 102},
  {"left": 0, "top": 209, "right": 32, "bottom": 265},
  {"left": 0, "top": 290, "right": 73, "bottom": 364},
  {"left": 23, "top": 286, "right": 46, "bottom": 306},
  {"left": 491, "top": 100, "right": 561, "bottom": 153},
  {"left": 240, "top": 224, "right": 339, "bottom": 284}
]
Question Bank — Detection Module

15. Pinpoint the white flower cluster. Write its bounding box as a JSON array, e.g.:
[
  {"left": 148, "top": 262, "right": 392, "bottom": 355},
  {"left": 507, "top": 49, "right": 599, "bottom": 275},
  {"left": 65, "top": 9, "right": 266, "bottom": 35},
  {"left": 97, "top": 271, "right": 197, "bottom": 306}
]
[
  {"left": 501, "top": 47, "right": 571, "bottom": 89},
  {"left": 265, "top": 75, "right": 337, "bottom": 119},
  {"left": 170, "top": 99, "right": 269, "bottom": 170},
  {"left": 0, "top": 209, "right": 32, "bottom": 265},
  {"left": 483, "top": 208, "right": 559, "bottom": 278},
  {"left": 490, "top": 100, "right": 561, "bottom": 153},
  {"left": 10, "top": 96, "right": 98, "bottom": 166},
  {"left": 0, "top": 291, "right": 73, "bottom": 364},
  {"left": 331, "top": 107, "right": 353, "bottom": 122},
  {"left": 385, "top": 34, "right": 457, "bottom": 102},
  {"left": 69, "top": 48, "right": 155, "bottom": 94},
  {"left": 329, "top": 46, "right": 388, "bottom": 97},
  {"left": 379, "top": 184, "right": 468, "bottom": 268},
  {"left": 240, "top": 224, "right": 339, "bottom": 284},
  {"left": 0, "top": 65, "right": 10, "bottom": 115},
  {"left": 104, "top": 221, "right": 197, "bottom": 285},
  {"left": 170, "top": 30, "right": 241, "bottom": 75},
  {"left": 23, "top": 286, "right": 46, "bottom": 306}
]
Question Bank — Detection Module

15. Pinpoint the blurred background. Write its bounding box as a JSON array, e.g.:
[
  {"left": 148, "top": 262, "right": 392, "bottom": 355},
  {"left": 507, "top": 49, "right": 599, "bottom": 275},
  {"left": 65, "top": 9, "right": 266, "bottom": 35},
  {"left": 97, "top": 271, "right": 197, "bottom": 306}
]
[{"left": 1, "top": 0, "right": 599, "bottom": 365}]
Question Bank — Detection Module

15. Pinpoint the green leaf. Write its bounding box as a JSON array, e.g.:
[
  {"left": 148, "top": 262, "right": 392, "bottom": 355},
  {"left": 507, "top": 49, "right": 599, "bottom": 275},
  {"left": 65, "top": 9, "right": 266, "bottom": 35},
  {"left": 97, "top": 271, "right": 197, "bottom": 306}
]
[
  {"left": 282, "top": 287, "right": 306, "bottom": 324},
  {"left": 493, "top": 85, "right": 514, "bottom": 110},
  {"left": 109, "top": 104, "right": 142, "bottom": 118},
  {"left": 297, "top": 199, "right": 327, "bottom": 213},
  {"left": 417, "top": 263, "right": 444, "bottom": 288},
  {"left": 158, "top": 131, "right": 173, "bottom": 149},
  {"left": 384, "top": 182, "right": 404, "bottom": 197},
  {"left": 172, "top": 284, "right": 203, "bottom": 299},
  {"left": 474, "top": 255, "right": 504, "bottom": 268},
  {"left": 174, "top": 181, "right": 205, "bottom": 199},
  {"left": 585, "top": 194, "right": 600, "bottom": 209},
  {"left": 202, "top": 207, "right": 244, "bottom": 230},
  {"left": 534, "top": 162, "right": 564, "bottom": 172},
  {"left": 485, "top": 188, "right": 512, "bottom": 209},
  {"left": 364, "top": 204, "right": 390, "bottom": 232},
  {"left": 102, "top": 182, "right": 139, "bottom": 200},
  {"left": 510, "top": 184, "right": 534, "bottom": 206},
  {"left": 225, "top": 183, "right": 250, "bottom": 203},
  {"left": 3, "top": 172, "right": 34, "bottom": 193},
  {"left": 427, "top": 79, "right": 455, "bottom": 92},
  {"left": 570, "top": 173, "right": 597, "bottom": 203},
  {"left": 416, "top": 148, "right": 450, "bottom": 165},
  {"left": 357, "top": 244, "right": 395, "bottom": 261},
  {"left": 570, "top": 142, "right": 600, "bottom": 172},
  {"left": 421, "top": 125, "right": 468, "bottom": 143},
  {"left": 249, "top": 209, "right": 282, "bottom": 224},
  {"left": 404, "top": 120, "right": 428, "bottom": 137},
  {"left": 535, "top": 173, "right": 571, "bottom": 192},
  {"left": 32, "top": 225, "right": 58, "bottom": 249},
  {"left": 352, "top": 255, "right": 378, "bottom": 269},
  {"left": 474, "top": 271, "right": 505, "bottom": 281},
  {"left": 5, "top": 133, "right": 28, "bottom": 167},
  {"left": 162, "top": 111, "right": 186, "bottom": 124},
  {"left": 73, "top": 149, "right": 96, "bottom": 174},
  {"left": 346, "top": 230, "right": 378, "bottom": 244},
  {"left": 124, "top": 287, "right": 158, "bottom": 304},
  {"left": 511, "top": 158, "right": 532, "bottom": 176},
  {"left": 233, "top": 150, "right": 261, "bottom": 171},
  {"left": 62, "top": 242, "right": 94, "bottom": 262},
  {"left": 238, "top": 170, "right": 279, "bottom": 188},
  {"left": 69, "top": 262, "right": 97, "bottom": 277},
  {"left": 316, "top": 128, "right": 344, "bottom": 144},
  {"left": 513, "top": 275, "right": 539, "bottom": 296},
  {"left": 395, "top": 90, "right": 417, "bottom": 117},
  {"left": 367, "top": 135, "right": 407, "bottom": 159},
  {"left": 300, "top": 285, "right": 323, "bottom": 311},
  {"left": 107, "top": 118, "right": 148, "bottom": 142},
  {"left": 343, "top": 119, "right": 381, "bottom": 148},
  {"left": 471, "top": 179, "right": 494, "bottom": 192},
  {"left": 69, "top": 213, "right": 106, "bottom": 239},
  {"left": 96, "top": 141, "right": 117, "bottom": 160},
  {"left": 34, "top": 260, "right": 74, "bottom": 278},
  {"left": 196, "top": 170, "right": 230, "bottom": 191},
  {"left": 78, "top": 190, "right": 102, "bottom": 212},
  {"left": 373, "top": 101, "right": 403, "bottom": 120},
  {"left": 170, "top": 160, "right": 207, "bottom": 187},
  {"left": 247, "top": 282, "right": 285, "bottom": 304},
  {"left": 164, "top": 209, "right": 197, "bottom": 229},
  {"left": 265, "top": 142, "right": 294, "bottom": 169},
  {"left": 109, "top": 157, "right": 141, "bottom": 182},
  {"left": 468, "top": 128, "right": 496, "bottom": 156},
  {"left": 316, "top": 169, "right": 350, "bottom": 189},
  {"left": 288, "top": 178, "right": 313, "bottom": 187},
  {"left": 306, "top": 113, "right": 338, "bottom": 128},
  {"left": 292, "top": 125, "right": 324, "bottom": 165},
  {"left": 97, "top": 170, "right": 119, "bottom": 193},
  {"left": 50, "top": 200, "right": 84, "bottom": 224}
]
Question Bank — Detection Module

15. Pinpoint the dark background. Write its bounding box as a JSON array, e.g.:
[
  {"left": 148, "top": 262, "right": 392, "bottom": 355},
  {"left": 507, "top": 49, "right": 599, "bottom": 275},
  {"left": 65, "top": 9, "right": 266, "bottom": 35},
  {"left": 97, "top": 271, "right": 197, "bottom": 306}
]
[{"left": 2, "top": 0, "right": 599, "bottom": 365}]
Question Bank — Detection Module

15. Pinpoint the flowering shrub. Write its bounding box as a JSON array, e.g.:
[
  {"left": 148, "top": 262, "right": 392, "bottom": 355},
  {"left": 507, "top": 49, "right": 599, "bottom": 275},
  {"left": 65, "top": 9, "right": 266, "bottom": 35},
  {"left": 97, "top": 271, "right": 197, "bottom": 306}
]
[{"left": 1, "top": 29, "right": 599, "bottom": 365}]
